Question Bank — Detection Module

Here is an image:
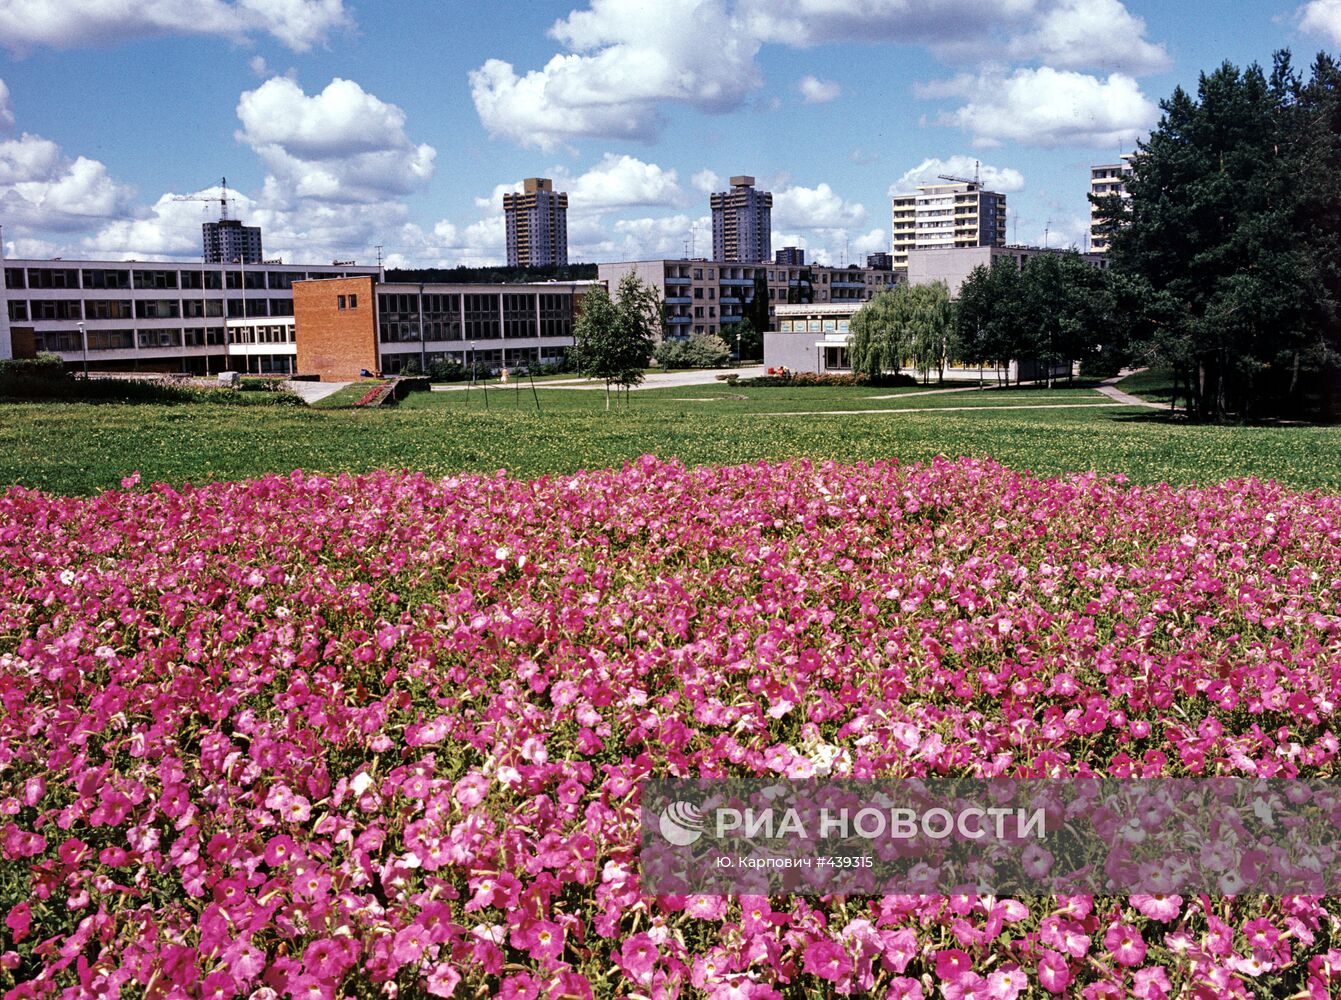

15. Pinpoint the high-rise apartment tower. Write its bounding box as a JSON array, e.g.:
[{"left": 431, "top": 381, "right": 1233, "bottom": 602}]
[
  {"left": 1089, "top": 154, "right": 1134, "bottom": 253},
  {"left": 203, "top": 219, "right": 263, "bottom": 264},
  {"left": 504, "top": 178, "right": 569, "bottom": 268},
  {"left": 711, "top": 176, "right": 772, "bottom": 263}
]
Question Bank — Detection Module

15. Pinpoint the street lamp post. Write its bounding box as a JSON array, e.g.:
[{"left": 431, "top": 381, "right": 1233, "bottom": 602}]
[{"left": 78, "top": 322, "right": 88, "bottom": 379}]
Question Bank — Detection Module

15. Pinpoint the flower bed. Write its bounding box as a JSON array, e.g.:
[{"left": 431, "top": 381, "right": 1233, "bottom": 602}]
[{"left": 1, "top": 457, "right": 1339, "bottom": 998}]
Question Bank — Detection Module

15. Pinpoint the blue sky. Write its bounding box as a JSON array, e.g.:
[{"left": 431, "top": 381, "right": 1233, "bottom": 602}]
[{"left": 0, "top": 0, "right": 1336, "bottom": 268}]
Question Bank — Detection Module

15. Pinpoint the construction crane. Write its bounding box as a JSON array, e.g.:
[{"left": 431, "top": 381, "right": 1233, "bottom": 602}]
[
  {"left": 172, "top": 177, "right": 231, "bottom": 220},
  {"left": 937, "top": 161, "right": 982, "bottom": 186}
]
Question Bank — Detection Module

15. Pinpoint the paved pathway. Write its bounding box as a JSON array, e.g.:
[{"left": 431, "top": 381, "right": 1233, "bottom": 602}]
[
  {"left": 430, "top": 366, "right": 766, "bottom": 393},
  {"left": 282, "top": 379, "right": 353, "bottom": 404},
  {"left": 763, "top": 401, "right": 1139, "bottom": 417},
  {"left": 1095, "top": 373, "right": 1161, "bottom": 408}
]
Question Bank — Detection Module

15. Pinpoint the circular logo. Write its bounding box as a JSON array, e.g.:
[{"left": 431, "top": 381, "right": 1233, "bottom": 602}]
[{"left": 658, "top": 800, "right": 705, "bottom": 846}]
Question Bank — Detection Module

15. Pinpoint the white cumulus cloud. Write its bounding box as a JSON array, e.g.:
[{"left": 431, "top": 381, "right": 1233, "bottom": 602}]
[
  {"left": 0, "top": 0, "right": 351, "bottom": 53},
  {"left": 0, "top": 132, "right": 135, "bottom": 232},
  {"left": 738, "top": 0, "right": 1167, "bottom": 72},
  {"left": 1005, "top": 0, "right": 1169, "bottom": 72},
  {"left": 798, "top": 75, "right": 842, "bottom": 103},
  {"left": 924, "top": 67, "right": 1157, "bottom": 148},
  {"left": 1299, "top": 0, "right": 1341, "bottom": 43},
  {"left": 773, "top": 182, "right": 866, "bottom": 230},
  {"left": 692, "top": 168, "right": 722, "bottom": 194},
  {"left": 235, "top": 76, "right": 436, "bottom": 203},
  {"left": 469, "top": 0, "right": 761, "bottom": 148}
]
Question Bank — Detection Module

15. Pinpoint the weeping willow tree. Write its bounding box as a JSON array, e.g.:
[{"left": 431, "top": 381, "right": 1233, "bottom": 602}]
[{"left": 849, "top": 282, "right": 956, "bottom": 382}]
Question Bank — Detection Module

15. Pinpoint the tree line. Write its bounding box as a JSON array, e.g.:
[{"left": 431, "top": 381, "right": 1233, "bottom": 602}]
[
  {"left": 1097, "top": 50, "right": 1341, "bottom": 422},
  {"left": 859, "top": 47, "right": 1341, "bottom": 421}
]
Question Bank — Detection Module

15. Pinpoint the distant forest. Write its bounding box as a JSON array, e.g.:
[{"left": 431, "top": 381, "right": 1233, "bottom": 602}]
[{"left": 384, "top": 264, "right": 599, "bottom": 283}]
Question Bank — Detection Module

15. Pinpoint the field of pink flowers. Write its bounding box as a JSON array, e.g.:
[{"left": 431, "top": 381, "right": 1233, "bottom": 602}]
[{"left": 2, "top": 455, "right": 1340, "bottom": 999}]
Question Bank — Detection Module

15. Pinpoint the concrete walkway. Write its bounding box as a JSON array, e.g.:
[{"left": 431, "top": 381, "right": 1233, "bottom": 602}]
[
  {"left": 766, "top": 401, "right": 1137, "bottom": 417},
  {"left": 282, "top": 379, "right": 353, "bottom": 404},
  {"left": 866, "top": 383, "right": 996, "bottom": 400},
  {"left": 430, "top": 366, "right": 766, "bottom": 393},
  {"left": 1096, "top": 373, "right": 1161, "bottom": 408}
]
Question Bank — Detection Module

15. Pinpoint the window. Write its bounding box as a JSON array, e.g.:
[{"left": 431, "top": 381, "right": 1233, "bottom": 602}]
[
  {"left": 180, "top": 270, "right": 222, "bottom": 290},
  {"left": 693, "top": 268, "right": 702, "bottom": 279},
  {"left": 135, "top": 299, "right": 181, "bottom": 319},
  {"left": 338, "top": 295, "right": 346, "bottom": 309},
  {"left": 138, "top": 329, "right": 182, "bottom": 348},
  {"left": 348, "top": 294, "right": 358, "bottom": 309},
  {"left": 503, "top": 293, "right": 537, "bottom": 339},
  {"left": 693, "top": 287, "right": 703, "bottom": 299},
  {"left": 82, "top": 269, "right": 130, "bottom": 290},
  {"left": 538, "top": 293, "right": 570, "bottom": 339},
  {"left": 184, "top": 300, "right": 223, "bottom": 318},
  {"left": 4, "top": 267, "right": 25, "bottom": 289},
  {"left": 464, "top": 293, "right": 501, "bottom": 340},
  {"left": 132, "top": 270, "right": 177, "bottom": 290},
  {"left": 8, "top": 301, "right": 27, "bottom": 321},
  {"left": 29, "top": 268, "right": 79, "bottom": 289},
  {"left": 32, "top": 300, "right": 82, "bottom": 321},
  {"left": 35, "top": 331, "right": 81, "bottom": 352},
  {"left": 86, "top": 300, "right": 133, "bottom": 320},
  {"left": 86, "top": 329, "right": 134, "bottom": 350},
  {"left": 708, "top": 288, "right": 715, "bottom": 299}
]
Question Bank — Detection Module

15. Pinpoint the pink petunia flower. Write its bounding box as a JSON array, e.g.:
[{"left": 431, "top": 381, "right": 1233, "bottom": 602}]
[{"left": 1104, "top": 923, "right": 1147, "bottom": 967}]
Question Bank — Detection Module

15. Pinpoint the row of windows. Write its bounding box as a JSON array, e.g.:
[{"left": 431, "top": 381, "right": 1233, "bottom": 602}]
[
  {"left": 779, "top": 319, "right": 852, "bottom": 333},
  {"left": 32, "top": 326, "right": 290, "bottom": 351},
  {"left": 379, "top": 346, "right": 569, "bottom": 375},
  {"left": 9, "top": 298, "right": 293, "bottom": 321},
  {"left": 4, "top": 267, "right": 348, "bottom": 291}
]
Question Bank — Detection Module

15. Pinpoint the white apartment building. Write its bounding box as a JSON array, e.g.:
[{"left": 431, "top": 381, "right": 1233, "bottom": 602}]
[
  {"left": 1, "top": 257, "right": 381, "bottom": 374},
  {"left": 1089, "top": 154, "right": 1134, "bottom": 253},
  {"left": 890, "top": 181, "right": 1008, "bottom": 270}
]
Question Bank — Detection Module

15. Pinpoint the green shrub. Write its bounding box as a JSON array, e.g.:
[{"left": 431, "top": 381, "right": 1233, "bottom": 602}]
[
  {"left": 0, "top": 354, "right": 67, "bottom": 379},
  {"left": 428, "top": 359, "right": 467, "bottom": 382},
  {"left": 0, "top": 372, "right": 304, "bottom": 406}
]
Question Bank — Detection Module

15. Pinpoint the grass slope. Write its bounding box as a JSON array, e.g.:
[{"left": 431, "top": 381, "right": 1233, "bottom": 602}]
[{"left": 2, "top": 383, "right": 1339, "bottom": 496}]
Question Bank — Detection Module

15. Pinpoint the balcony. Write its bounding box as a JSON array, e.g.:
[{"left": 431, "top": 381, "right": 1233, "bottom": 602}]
[
  {"left": 719, "top": 276, "right": 754, "bottom": 286},
  {"left": 719, "top": 295, "right": 741, "bottom": 305},
  {"left": 664, "top": 295, "right": 692, "bottom": 304},
  {"left": 831, "top": 280, "right": 865, "bottom": 289},
  {"left": 667, "top": 315, "right": 692, "bottom": 325},
  {"left": 665, "top": 276, "right": 692, "bottom": 285}
]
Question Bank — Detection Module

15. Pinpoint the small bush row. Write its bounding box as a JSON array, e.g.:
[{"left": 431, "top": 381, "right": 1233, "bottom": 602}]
[{"left": 737, "top": 371, "right": 919, "bottom": 388}]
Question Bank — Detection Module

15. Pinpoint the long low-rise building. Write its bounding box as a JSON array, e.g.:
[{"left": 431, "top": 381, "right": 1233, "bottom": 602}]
[
  {"left": 293, "top": 275, "right": 595, "bottom": 380},
  {"left": 1, "top": 257, "right": 382, "bottom": 373},
  {"left": 596, "top": 259, "right": 900, "bottom": 341}
]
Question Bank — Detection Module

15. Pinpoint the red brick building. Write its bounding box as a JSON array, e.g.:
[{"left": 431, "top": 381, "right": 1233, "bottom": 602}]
[{"left": 293, "top": 277, "right": 592, "bottom": 380}]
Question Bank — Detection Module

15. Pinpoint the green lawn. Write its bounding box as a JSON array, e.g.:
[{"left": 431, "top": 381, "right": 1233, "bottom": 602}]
[
  {"left": 2, "top": 382, "right": 1338, "bottom": 496},
  {"left": 1116, "top": 367, "right": 1179, "bottom": 405}
]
